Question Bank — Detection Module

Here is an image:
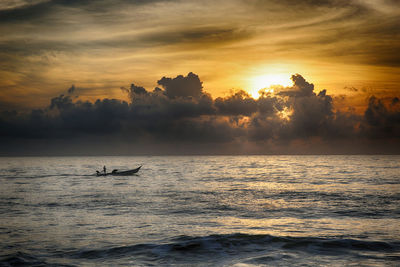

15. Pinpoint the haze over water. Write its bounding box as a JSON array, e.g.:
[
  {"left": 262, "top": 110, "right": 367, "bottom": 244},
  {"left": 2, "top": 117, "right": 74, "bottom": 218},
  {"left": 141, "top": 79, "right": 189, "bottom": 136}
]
[{"left": 1, "top": 155, "right": 399, "bottom": 266}]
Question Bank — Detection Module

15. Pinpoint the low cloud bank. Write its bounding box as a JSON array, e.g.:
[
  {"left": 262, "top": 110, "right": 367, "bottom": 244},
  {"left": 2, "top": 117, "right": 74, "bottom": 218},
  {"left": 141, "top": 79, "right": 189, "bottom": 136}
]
[{"left": 1, "top": 73, "right": 399, "bottom": 155}]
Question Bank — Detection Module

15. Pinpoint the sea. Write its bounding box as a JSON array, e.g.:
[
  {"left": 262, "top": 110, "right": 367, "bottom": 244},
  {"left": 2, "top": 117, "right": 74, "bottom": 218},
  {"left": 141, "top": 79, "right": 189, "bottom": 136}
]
[{"left": 0, "top": 155, "right": 399, "bottom": 266}]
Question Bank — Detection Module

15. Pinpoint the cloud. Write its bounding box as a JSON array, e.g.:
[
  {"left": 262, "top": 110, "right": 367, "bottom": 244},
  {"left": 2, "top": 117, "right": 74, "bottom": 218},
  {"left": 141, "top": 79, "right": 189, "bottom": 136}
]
[
  {"left": 128, "top": 83, "right": 148, "bottom": 96},
  {"left": 278, "top": 74, "right": 315, "bottom": 97},
  {"left": 215, "top": 90, "right": 257, "bottom": 116},
  {"left": 344, "top": 86, "right": 358, "bottom": 92},
  {"left": 279, "top": 75, "right": 335, "bottom": 138},
  {"left": 0, "top": 73, "right": 399, "bottom": 155},
  {"left": 0, "top": 0, "right": 398, "bottom": 112},
  {"left": 67, "top": 84, "right": 75, "bottom": 94},
  {"left": 362, "top": 96, "right": 400, "bottom": 138},
  {"left": 157, "top": 72, "right": 204, "bottom": 99},
  {"left": 136, "top": 26, "right": 252, "bottom": 49},
  {"left": 391, "top": 97, "right": 399, "bottom": 106},
  {"left": 0, "top": 0, "right": 173, "bottom": 20}
]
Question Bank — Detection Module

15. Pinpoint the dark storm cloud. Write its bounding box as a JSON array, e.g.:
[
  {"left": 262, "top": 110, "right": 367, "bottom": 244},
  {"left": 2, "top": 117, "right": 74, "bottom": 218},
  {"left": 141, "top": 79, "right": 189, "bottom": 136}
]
[
  {"left": 215, "top": 91, "right": 257, "bottom": 116},
  {"left": 0, "top": 73, "right": 399, "bottom": 154},
  {"left": 283, "top": 86, "right": 334, "bottom": 138},
  {"left": 157, "top": 72, "right": 203, "bottom": 99},
  {"left": 362, "top": 96, "right": 400, "bottom": 139},
  {"left": 1, "top": 95, "right": 130, "bottom": 139},
  {"left": 247, "top": 74, "right": 357, "bottom": 142},
  {"left": 126, "top": 83, "right": 148, "bottom": 96},
  {"left": 278, "top": 74, "right": 315, "bottom": 97},
  {"left": 392, "top": 97, "right": 399, "bottom": 106},
  {"left": 122, "top": 74, "right": 215, "bottom": 128},
  {"left": 67, "top": 85, "right": 75, "bottom": 94}
]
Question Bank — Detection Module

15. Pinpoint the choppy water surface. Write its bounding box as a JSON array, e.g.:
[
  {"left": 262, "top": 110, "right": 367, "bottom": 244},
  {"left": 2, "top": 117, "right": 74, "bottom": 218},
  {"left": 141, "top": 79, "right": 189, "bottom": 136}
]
[{"left": 0, "top": 155, "right": 399, "bottom": 266}]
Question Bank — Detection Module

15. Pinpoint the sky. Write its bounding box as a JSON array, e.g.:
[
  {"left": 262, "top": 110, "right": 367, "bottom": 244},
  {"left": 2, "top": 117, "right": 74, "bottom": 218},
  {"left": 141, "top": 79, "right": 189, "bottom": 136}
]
[{"left": 0, "top": 0, "right": 399, "bottom": 155}]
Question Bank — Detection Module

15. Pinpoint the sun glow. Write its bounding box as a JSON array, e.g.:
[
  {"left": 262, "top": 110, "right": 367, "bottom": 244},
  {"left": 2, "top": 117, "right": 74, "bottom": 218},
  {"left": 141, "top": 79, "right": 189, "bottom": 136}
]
[
  {"left": 249, "top": 74, "right": 292, "bottom": 99},
  {"left": 278, "top": 107, "right": 293, "bottom": 121}
]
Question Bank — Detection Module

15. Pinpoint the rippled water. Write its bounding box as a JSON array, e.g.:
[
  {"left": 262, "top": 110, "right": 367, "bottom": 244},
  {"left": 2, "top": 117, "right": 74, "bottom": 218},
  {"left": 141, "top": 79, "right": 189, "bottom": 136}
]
[{"left": 0, "top": 155, "right": 399, "bottom": 266}]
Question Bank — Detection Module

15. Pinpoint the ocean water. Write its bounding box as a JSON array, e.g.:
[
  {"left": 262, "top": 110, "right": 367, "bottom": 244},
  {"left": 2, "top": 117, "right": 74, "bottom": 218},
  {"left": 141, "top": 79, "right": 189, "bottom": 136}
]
[{"left": 0, "top": 155, "right": 399, "bottom": 266}]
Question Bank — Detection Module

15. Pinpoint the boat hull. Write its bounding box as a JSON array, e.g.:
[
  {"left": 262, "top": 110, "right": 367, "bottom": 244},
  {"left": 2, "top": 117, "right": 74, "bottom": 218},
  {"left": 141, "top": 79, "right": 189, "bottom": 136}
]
[
  {"left": 96, "top": 166, "right": 141, "bottom": 176},
  {"left": 112, "top": 166, "right": 141, "bottom": 176}
]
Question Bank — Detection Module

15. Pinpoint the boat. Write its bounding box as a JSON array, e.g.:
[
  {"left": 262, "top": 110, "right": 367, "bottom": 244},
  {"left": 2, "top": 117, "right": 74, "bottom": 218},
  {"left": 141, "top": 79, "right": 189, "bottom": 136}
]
[{"left": 96, "top": 166, "right": 141, "bottom": 176}]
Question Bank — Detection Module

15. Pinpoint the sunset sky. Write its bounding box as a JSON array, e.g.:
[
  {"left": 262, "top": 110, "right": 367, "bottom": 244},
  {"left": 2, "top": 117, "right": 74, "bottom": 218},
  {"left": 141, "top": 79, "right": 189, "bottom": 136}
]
[{"left": 0, "top": 0, "right": 399, "bottom": 154}]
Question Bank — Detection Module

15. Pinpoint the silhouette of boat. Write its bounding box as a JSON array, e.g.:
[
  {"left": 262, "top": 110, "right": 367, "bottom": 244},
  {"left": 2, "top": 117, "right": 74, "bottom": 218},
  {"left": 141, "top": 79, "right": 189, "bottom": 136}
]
[{"left": 96, "top": 166, "right": 141, "bottom": 176}]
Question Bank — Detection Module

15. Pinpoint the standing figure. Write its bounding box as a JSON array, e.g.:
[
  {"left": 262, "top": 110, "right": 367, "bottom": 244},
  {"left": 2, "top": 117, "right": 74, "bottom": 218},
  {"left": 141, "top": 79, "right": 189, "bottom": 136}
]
[{"left": 103, "top": 165, "right": 106, "bottom": 174}]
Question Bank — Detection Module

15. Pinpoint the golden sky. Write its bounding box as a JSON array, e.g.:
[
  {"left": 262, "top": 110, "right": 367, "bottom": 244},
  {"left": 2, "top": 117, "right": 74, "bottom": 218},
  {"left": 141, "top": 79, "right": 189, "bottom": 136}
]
[
  {"left": 0, "top": 0, "right": 400, "bottom": 155},
  {"left": 0, "top": 0, "right": 399, "bottom": 110}
]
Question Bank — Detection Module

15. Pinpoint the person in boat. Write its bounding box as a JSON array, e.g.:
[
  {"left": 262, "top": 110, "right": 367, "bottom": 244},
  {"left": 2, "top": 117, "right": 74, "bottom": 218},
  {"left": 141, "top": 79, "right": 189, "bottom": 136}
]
[
  {"left": 103, "top": 165, "right": 106, "bottom": 174},
  {"left": 96, "top": 170, "right": 100, "bottom": 176}
]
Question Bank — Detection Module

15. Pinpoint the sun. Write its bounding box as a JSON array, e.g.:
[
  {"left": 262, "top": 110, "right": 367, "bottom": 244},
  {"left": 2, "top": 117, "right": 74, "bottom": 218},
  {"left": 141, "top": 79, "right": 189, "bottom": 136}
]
[{"left": 248, "top": 74, "right": 292, "bottom": 99}]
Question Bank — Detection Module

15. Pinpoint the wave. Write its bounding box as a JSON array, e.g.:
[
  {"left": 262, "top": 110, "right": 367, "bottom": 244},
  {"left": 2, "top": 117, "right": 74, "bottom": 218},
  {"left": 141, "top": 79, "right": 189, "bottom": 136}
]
[
  {"left": 2, "top": 234, "right": 400, "bottom": 266},
  {"left": 0, "top": 252, "right": 75, "bottom": 267},
  {"left": 70, "top": 233, "right": 400, "bottom": 261}
]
